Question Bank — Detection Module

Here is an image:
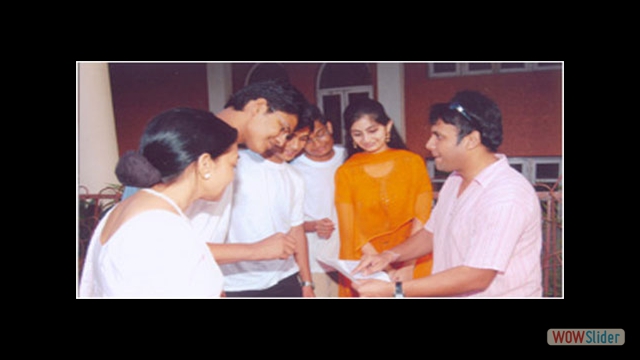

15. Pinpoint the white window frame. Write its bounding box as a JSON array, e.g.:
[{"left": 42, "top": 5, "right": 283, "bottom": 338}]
[
  {"left": 461, "top": 62, "right": 495, "bottom": 76},
  {"left": 428, "top": 63, "right": 460, "bottom": 78},
  {"left": 317, "top": 85, "right": 374, "bottom": 145},
  {"left": 498, "top": 62, "right": 533, "bottom": 73},
  {"left": 531, "top": 157, "right": 563, "bottom": 187},
  {"left": 428, "top": 62, "right": 562, "bottom": 78},
  {"left": 426, "top": 160, "right": 450, "bottom": 190},
  {"left": 506, "top": 157, "right": 530, "bottom": 178},
  {"left": 533, "top": 62, "right": 562, "bottom": 71},
  {"left": 427, "top": 156, "right": 562, "bottom": 189}
]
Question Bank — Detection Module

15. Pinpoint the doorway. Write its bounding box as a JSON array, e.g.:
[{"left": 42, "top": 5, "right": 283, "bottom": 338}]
[{"left": 316, "top": 63, "right": 373, "bottom": 144}]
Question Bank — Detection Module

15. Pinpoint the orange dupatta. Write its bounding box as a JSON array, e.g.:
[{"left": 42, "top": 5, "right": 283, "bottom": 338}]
[{"left": 335, "top": 149, "right": 433, "bottom": 297}]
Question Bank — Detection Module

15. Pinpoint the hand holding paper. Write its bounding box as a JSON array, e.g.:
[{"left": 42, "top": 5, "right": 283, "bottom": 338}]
[
  {"left": 351, "top": 251, "right": 398, "bottom": 276},
  {"left": 317, "top": 257, "right": 391, "bottom": 283}
]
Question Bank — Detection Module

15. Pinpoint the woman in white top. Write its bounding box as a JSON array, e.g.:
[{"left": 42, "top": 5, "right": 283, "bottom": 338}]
[{"left": 80, "top": 108, "right": 238, "bottom": 298}]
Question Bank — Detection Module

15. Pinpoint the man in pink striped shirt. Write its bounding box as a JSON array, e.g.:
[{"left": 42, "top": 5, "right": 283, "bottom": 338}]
[{"left": 352, "top": 91, "right": 542, "bottom": 297}]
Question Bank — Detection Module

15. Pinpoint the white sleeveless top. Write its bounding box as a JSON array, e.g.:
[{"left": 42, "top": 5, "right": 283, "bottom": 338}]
[{"left": 79, "top": 189, "right": 224, "bottom": 298}]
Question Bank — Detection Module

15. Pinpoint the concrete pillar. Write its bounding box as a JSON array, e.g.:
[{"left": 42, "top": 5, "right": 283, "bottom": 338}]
[
  {"left": 78, "top": 62, "right": 120, "bottom": 192},
  {"left": 377, "top": 63, "right": 406, "bottom": 140},
  {"left": 207, "top": 63, "right": 233, "bottom": 113}
]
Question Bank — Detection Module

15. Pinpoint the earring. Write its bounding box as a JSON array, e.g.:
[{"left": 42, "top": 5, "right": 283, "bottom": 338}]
[
  {"left": 353, "top": 141, "right": 358, "bottom": 149},
  {"left": 385, "top": 132, "right": 391, "bottom": 143},
  {"left": 204, "top": 173, "right": 211, "bottom": 180}
]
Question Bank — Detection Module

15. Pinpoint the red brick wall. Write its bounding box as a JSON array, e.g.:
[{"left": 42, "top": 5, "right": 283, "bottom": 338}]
[
  {"left": 404, "top": 63, "right": 562, "bottom": 158},
  {"left": 110, "top": 63, "right": 209, "bottom": 155},
  {"left": 109, "top": 63, "right": 561, "bottom": 159}
]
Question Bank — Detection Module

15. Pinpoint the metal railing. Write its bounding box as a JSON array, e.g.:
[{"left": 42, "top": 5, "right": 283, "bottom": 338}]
[
  {"left": 77, "top": 181, "right": 563, "bottom": 296},
  {"left": 537, "top": 180, "right": 562, "bottom": 297},
  {"left": 77, "top": 185, "right": 123, "bottom": 282},
  {"left": 431, "top": 178, "right": 563, "bottom": 297}
]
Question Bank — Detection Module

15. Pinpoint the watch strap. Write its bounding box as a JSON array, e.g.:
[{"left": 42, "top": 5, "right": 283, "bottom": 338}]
[
  {"left": 395, "top": 281, "right": 404, "bottom": 298},
  {"left": 300, "top": 281, "right": 315, "bottom": 290}
]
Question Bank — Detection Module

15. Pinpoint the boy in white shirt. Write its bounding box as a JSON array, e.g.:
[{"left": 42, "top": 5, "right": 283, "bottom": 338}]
[
  {"left": 221, "top": 114, "right": 315, "bottom": 297},
  {"left": 290, "top": 106, "right": 345, "bottom": 297},
  {"left": 120, "top": 81, "right": 308, "bottom": 265}
]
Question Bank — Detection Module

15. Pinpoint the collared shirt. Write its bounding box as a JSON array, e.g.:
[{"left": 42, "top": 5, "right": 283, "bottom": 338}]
[{"left": 425, "top": 154, "right": 542, "bottom": 297}]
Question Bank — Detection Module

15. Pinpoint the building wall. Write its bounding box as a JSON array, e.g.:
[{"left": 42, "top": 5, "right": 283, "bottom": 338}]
[
  {"left": 231, "top": 63, "right": 379, "bottom": 106},
  {"left": 109, "top": 63, "right": 562, "bottom": 161},
  {"left": 404, "top": 63, "right": 562, "bottom": 159},
  {"left": 109, "top": 63, "right": 209, "bottom": 156}
]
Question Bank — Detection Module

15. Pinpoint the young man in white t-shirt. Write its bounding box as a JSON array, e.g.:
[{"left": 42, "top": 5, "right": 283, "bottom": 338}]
[
  {"left": 221, "top": 116, "right": 315, "bottom": 297},
  {"left": 290, "top": 107, "right": 345, "bottom": 297},
  {"left": 121, "top": 81, "right": 308, "bottom": 264}
]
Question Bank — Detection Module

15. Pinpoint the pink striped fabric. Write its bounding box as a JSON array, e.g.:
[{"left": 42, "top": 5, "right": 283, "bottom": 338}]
[{"left": 425, "top": 154, "right": 542, "bottom": 297}]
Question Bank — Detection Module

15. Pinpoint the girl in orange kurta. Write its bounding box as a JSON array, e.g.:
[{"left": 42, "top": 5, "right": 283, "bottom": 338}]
[{"left": 335, "top": 99, "right": 433, "bottom": 297}]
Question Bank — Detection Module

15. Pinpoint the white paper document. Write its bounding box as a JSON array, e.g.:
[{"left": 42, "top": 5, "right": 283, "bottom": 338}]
[{"left": 317, "top": 257, "right": 391, "bottom": 283}]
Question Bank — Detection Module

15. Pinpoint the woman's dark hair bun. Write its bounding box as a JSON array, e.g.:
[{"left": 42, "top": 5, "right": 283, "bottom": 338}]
[
  {"left": 114, "top": 107, "right": 238, "bottom": 188},
  {"left": 115, "top": 150, "right": 162, "bottom": 187}
]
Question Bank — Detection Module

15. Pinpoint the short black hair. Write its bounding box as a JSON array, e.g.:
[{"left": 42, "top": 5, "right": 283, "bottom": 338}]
[
  {"left": 429, "top": 90, "right": 503, "bottom": 152},
  {"left": 295, "top": 103, "right": 319, "bottom": 133},
  {"left": 224, "top": 80, "right": 308, "bottom": 117},
  {"left": 304, "top": 103, "right": 327, "bottom": 125}
]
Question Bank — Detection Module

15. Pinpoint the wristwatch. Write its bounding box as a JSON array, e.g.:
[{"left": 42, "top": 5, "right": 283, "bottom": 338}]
[
  {"left": 394, "top": 281, "right": 404, "bottom": 298},
  {"left": 300, "top": 280, "right": 315, "bottom": 290}
]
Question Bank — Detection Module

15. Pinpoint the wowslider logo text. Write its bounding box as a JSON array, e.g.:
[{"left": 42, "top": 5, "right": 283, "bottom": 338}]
[{"left": 548, "top": 329, "right": 625, "bottom": 345}]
